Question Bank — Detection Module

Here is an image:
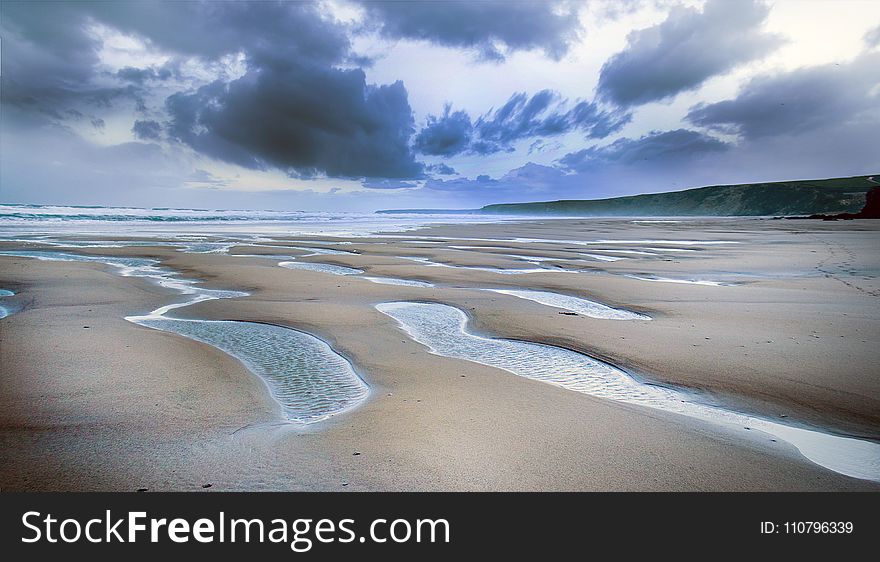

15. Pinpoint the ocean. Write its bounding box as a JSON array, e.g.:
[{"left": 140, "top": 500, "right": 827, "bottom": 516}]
[{"left": 0, "top": 203, "right": 512, "bottom": 238}]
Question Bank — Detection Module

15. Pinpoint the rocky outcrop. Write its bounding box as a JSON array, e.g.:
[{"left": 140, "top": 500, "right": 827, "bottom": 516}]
[{"left": 804, "top": 187, "right": 880, "bottom": 220}]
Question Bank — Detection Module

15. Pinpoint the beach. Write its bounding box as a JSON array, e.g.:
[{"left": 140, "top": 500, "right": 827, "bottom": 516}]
[{"left": 1, "top": 215, "right": 878, "bottom": 491}]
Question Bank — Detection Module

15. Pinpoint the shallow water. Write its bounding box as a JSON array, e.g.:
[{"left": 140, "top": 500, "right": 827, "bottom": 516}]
[
  {"left": 278, "top": 261, "right": 364, "bottom": 275},
  {"left": 625, "top": 274, "right": 731, "bottom": 286},
  {"left": 289, "top": 246, "right": 357, "bottom": 256},
  {"left": 643, "top": 247, "right": 697, "bottom": 253},
  {"left": 581, "top": 253, "right": 626, "bottom": 262},
  {"left": 590, "top": 239, "right": 738, "bottom": 245},
  {"left": 588, "top": 249, "right": 659, "bottom": 256},
  {"left": 175, "top": 242, "right": 236, "bottom": 253},
  {"left": 362, "top": 276, "right": 435, "bottom": 287},
  {"left": 502, "top": 254, "right": 567, "bottom": 263},
  {"left": 377, "top": 301, "right": 880, "bottom": 482},
  {"left": 398, "top": 256, "right": 573, "bottom": 275},
  {"left": 0, "top": 250, "right": 168, "bottom": 277},
  {"left": 232, "top": 254, "right": 299, "bottom": 261},
  {"left": 447, "top": 245, "right": 519, "bottom": 251},
  {"left": 0, "top": 289, "right": 15, "bottom": 319},
  {"left": 135, "top": 318, "right": 368, "bottom": 423},
  {"left": 1, "top": 249, "right": 369, "bottom": 423},
  {"left": 486, "top": 289, "right": 650, "bottom": 320}
]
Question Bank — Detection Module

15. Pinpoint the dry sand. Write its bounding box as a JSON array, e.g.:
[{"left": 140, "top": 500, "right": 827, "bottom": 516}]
[{"left": 1, "top": 217, "right": 878, "bottom": 490}]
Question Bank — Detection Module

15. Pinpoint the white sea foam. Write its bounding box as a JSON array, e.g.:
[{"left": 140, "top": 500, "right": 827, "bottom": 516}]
[
  {"left": 377, "top": 302, "right": 880, "bottom": 482},
  {"left": 486, "top": 289, "right": 650, "bottom": 320},
  {"left": 0, "top": 204, "right": 518, "bottom": 238}
]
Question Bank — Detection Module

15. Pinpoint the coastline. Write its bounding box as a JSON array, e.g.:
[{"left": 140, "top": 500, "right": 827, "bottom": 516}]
[{"left": 1, "top": 216, "right": 879, "bottom": 490}]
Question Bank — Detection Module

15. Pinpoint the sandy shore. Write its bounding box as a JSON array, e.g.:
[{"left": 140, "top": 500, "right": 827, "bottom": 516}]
[{"left": 1, "top": 217, "right": 878, "bottom": 490}]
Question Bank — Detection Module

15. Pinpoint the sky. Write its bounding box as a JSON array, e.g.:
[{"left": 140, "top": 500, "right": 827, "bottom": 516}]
[{"left": 1, "top": 0, "right": 878, "bottom": 211}]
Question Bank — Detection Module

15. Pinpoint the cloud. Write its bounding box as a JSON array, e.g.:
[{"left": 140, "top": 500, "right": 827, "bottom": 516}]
[
  {"left": 117, "top": 66, "right": 173, "bottom": 84},
  {"left": 94, "top": 1, "right": 351, "bottom": 64},
  {"left": 132, "top": 119, "right": 162, "bottom": 141},
  {"left": 865, "top": 24, "right": 880, "bottom": 48},
  {"left": 0, "top": 2, "right": 103, "bottom": 114},
  {"left": 361, "top": 178, "right": 420, "bottom": 189},
  {"left": 559, "top": 129, "right": 730, "bottom": 172},
  {"left": 417, "top": 129, "right": 732, "bottom": 204},
  {"left": 2, "top": 1, "right": 429, "bottom": 180},
  {"left": 424, "top": 163, "right": 568, "bottom": 195},
  {"left": 3, "top": 0, "right": 877, "bottom": 212},
  {"left": 686, "top": 52, "right": 880, "bottom": 139},
  {"left": 413, "top": 106, "right": 472, "bottom": 156},
  {"left": 166, "top": 66, "right": 423, "bottom": 179},
  {"left": 597, "top": 0, "right": 781, "bottom": 107},
  {"left": 498, "top": 162, "right": 567, "bottom": 188},
  {"left": 359, "top": 0, "right": 582, "bottom": 61},
  {"left": 426, "top": 163, "right": 457, "bottom": 176},
  {"left": 414, "top": 90, "right": 630, "bottom": 157},
  {"left": 184, "top": 169, "right": 229, "bottom": 189},
  {"left": 425, "top": 173, "right": 500, "bottom": 192}
]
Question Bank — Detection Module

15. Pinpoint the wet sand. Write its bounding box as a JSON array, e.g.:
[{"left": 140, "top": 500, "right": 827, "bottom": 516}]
[{"left": 1, "top": 217, "right": 878, "bottom": 490}]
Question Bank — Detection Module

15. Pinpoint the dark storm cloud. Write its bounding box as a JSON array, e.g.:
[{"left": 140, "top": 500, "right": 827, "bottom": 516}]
[
  {"left": 359, "top": 0, "right": 581, "bottom": 61},
  {"left": 413, "top": 107, "right": 473, "bottom": 157},
  {"left": 92, "top": 1, "right": 351, "bottom": 64},
  {"left": 166, "top": 68, "right": 422, "bottom": 179},
  {"left": 474, "top": 90, "right": 571, "bottom": 153},
  {"left": 132, "top": 120, "right": 162, "bottom": 141},
  {"left": 135, "top": 2, "right": 423, "bottom": 179},
  {"left": 686, "top": 52, "right": 880, "bottom": 140},
  {"left": 597, "top": 0, "right": 781, "bottom": 107},
  {"left": 1, "top": 1, "right": 429, "bottom": 180},
  {"left": 426, "top": 163, "right": 457, "bottom": 176},
  {"left": 116, "top": 66, "right": 173, "bottom": 84},
  {"left": 0, "top": 2, "right": 102, "bottom": 111},
  {"left": 414, "top": 91, "right": 630, "bottom": 157},
  {"left": 0, "top": 1, "right": 156, "bottom": 120},
  {"left": 559, "top": 129, "right": 730, "bottom": 172}
]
